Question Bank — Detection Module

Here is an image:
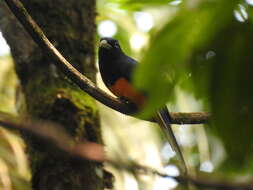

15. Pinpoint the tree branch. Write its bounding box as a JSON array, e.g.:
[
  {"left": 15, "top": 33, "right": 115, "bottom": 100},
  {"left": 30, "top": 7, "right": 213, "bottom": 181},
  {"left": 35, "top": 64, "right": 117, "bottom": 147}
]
[
  {"left": 3, "top": 0, "right": 210, "bottom": 124},
  {"left": 170, "top": 112, "right": 210, "bottom": 124},
  {"left": 0, "top": 111, "right": 252, "bottom": 190},
  {"left": 0, "top": 111, "right": 106, "bottom": 161},
  {"left": 135, "top": 164, "right": 253, "bottom": 190}
]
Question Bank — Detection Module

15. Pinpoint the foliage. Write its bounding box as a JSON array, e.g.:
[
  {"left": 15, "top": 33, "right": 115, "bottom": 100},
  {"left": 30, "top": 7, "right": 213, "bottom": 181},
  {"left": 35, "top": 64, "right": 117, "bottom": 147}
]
[{"left": 98, "top": 0, "right": 253, "bottom": 178}]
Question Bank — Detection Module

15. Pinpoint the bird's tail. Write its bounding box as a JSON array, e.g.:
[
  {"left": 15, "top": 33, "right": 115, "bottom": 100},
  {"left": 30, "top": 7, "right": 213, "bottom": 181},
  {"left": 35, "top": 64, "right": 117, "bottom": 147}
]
[{"left": 156, "top": 107, "right": 188, "bottom": 176}]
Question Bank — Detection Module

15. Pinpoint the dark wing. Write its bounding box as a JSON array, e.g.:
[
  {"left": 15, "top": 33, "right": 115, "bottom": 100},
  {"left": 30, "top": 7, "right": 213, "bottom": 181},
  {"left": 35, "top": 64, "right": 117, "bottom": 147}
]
[{"left": 118, "top": 55, "right": 138, "bottom": 82}]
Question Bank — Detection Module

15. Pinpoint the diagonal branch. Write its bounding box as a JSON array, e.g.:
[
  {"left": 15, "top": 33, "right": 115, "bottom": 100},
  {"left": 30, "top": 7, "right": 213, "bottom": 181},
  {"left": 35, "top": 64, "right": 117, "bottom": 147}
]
[
  {"left": 4, "top": 0, "right": 134, "bottom": 114},
  {"left": 3, "top": 0, "right": 210, "bottom": 124},
  {"left": 136, "top": 164, "right": 253, "bottom": 190},
  {"left": 0, "top": 111, "right": 106, "bottom": 162}
]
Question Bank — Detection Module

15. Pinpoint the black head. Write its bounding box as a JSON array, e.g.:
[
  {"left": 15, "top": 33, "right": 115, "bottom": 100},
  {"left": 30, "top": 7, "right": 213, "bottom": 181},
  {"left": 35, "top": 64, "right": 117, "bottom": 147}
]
[{"left": 99, "top": 37, "right": 123, "bottom": 57}]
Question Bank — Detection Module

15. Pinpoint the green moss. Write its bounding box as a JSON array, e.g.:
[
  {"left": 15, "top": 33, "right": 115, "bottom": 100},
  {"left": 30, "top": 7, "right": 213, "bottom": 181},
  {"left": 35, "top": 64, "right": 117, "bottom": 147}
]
[{"left": 70, "top": 90, "right": 97, "bottom": 114}]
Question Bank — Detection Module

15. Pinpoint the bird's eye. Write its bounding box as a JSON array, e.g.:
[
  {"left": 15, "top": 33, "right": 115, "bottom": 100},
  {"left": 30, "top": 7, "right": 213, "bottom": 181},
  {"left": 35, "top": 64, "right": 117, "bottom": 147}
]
[{"left": 114, "top": 42, "right": 119, "bottom": 48}]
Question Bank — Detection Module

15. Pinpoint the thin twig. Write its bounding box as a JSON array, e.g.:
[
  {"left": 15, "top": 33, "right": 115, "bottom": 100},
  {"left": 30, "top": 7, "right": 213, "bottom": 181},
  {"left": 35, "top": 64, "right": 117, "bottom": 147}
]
[
  {"left": 108, "top": 161, "right": 253, "bottom": 190},
  {"left": 3, "top": 0, "right": 209, "bottom": 124},
  {"left": 0, "top": 111, "right": 106, "bottom": 161},
  {"left": 151, "top": 168, "right": 253, "bottom": 190}
]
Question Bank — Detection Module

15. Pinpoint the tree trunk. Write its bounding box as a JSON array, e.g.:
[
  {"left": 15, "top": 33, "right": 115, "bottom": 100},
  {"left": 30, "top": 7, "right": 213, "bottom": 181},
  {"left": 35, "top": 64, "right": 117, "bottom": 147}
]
[{"left": 0, "top": 1, "right": 105, "bottom": 190}]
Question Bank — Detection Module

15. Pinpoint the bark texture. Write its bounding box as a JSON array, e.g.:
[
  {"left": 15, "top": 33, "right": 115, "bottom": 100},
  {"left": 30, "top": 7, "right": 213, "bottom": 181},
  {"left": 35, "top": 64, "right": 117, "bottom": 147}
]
[{"left": 0, "top": 1, "right": 105, "bottom": 190}]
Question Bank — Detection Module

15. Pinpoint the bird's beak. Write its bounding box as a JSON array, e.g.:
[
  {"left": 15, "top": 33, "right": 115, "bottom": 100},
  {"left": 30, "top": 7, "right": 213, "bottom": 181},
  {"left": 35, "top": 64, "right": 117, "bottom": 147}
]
[{"left": 99, "top": 40, "right": 112, "bottom": 49}]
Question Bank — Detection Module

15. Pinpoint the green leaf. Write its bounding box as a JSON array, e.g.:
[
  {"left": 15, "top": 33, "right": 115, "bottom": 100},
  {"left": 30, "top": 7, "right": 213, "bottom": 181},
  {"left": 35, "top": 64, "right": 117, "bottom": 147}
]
[
  {"left": 208, "top": 21, "right": 253, "bottom": 170},
  {"left": 134, "top": 0, "right": 236, "bottom": 117}
]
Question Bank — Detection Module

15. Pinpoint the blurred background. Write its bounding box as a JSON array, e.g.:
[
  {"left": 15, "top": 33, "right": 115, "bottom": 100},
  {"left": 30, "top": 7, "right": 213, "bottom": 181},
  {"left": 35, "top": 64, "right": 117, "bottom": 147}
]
[{"left": 1, "top": 0, "right": 253, "bottom": 189}]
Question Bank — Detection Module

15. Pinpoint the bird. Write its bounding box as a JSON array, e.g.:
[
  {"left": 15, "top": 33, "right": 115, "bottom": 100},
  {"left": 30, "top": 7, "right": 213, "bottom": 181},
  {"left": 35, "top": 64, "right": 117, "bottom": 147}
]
[{"left": 98, "top": 37, "right": 187, "bottom": 175}]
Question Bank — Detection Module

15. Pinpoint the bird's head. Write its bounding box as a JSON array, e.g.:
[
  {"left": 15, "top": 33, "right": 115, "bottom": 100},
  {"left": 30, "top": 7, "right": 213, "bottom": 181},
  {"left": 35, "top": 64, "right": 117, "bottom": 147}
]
[{"left": 99, "top": 37, "right": 123, "bottom": 56}]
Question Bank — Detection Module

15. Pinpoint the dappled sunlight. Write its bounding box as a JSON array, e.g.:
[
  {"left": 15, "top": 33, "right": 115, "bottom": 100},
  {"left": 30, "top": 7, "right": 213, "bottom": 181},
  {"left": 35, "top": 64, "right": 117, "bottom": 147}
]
[
  {"left": 161, "top": 142, "right": 176, "bottom": 161},
  {"left": 123, "top": 173, "right": 138, "bottom": 190},
  {"left": 154, "top": 165, "right": 179, "bottom": 190},
  {"left": 130, "top": 34, "right": 147, "bottom": 51},
  {"left": 98, "top": 20, "right": 118, "bottom": 37},
  {"left": 200, "top": 160, "right": 214, "bottom": 173},
  {"left": 134, "top": 12, "right": 154, "bottom": 32},
  {"left": 154, "top": 165, "right": 179, "bottom": 189},
  {"left": 246, "top": 0, "right": 253, "bottom": 6},
  {"left": 234, "top": 4, "right": 248, "bottom": 22},
  {"left": 0, "top": 32, "right": 10, "bottom": 56},
  {"left": 0, "top": 56, "right": 17, "bottom": 113},
  {"left": 169, "top": 0, "right": 182, "bottom": 6}
]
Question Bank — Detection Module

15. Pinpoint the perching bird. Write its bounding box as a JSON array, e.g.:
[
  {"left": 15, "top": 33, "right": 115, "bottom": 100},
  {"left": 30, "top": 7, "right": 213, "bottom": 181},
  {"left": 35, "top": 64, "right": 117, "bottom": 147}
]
[{"left": 98, "top": 37, "right": 187, "bottom": 175}]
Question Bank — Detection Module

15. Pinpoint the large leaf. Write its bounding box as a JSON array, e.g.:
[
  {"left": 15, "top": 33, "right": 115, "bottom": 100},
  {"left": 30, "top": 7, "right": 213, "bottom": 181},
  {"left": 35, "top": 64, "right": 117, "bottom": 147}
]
[
  {"left": 208, "top": 20, "right": 253, "bottom": 170},
  {"left": 188, "top": 3, "right": 253, "bottom": 171},
  {"left": 134, "top": 0, "right": 236, "bottom": 117}
]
